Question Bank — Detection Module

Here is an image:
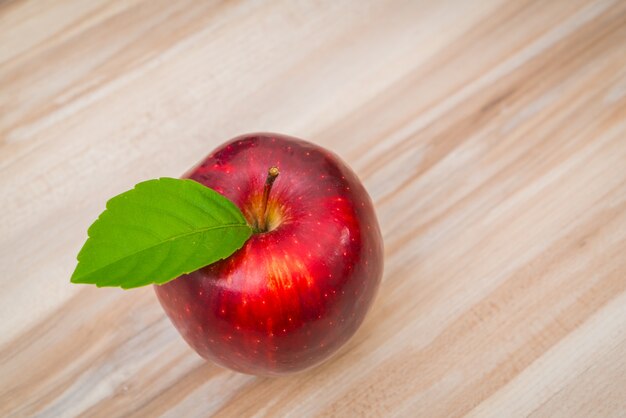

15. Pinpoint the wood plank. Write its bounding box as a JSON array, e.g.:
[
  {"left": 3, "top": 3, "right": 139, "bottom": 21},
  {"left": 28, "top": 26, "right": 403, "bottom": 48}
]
[{"left": 1, "top": 0, "right": 625, "bottom": 416}]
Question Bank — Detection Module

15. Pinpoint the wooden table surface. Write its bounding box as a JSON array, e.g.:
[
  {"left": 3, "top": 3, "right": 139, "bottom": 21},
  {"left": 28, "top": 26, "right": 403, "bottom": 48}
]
[{"left": 2, "top": 0, "right": 626, "bottom": 416}]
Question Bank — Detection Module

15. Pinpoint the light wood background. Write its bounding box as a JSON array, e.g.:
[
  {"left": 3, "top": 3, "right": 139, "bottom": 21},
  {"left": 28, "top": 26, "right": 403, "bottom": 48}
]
[{"left": 1, "top": 0, "right": 626, "bottom": 416}]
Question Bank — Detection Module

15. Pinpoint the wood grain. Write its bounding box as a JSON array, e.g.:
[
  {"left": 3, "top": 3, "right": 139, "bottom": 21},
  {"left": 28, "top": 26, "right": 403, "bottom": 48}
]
[{"left": 1, "top": 0, "right": 626, "bottom": 416}]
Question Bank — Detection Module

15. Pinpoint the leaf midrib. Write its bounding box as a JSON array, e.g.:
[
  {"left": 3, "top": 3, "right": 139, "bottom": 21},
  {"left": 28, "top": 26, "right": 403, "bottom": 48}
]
[{"left": 73, "top": 222, "right": 250, "bottom": 281}]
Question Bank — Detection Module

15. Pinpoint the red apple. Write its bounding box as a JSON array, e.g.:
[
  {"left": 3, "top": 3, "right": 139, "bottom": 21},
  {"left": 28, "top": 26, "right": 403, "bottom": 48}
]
[{"left": 154, "top": 133, "right": 383, "bottom": 375}]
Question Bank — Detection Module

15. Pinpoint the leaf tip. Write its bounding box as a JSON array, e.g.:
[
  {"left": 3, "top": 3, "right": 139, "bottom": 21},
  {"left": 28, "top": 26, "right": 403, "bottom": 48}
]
[{"left": 70, "top": 273, "right": 86, "bottom": 285}]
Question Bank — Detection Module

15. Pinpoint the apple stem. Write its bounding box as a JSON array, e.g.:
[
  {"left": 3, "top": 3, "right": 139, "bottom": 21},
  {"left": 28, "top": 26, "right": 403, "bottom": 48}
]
[{"left": 259, "top": 166, "right": 279, "bottom": 232}]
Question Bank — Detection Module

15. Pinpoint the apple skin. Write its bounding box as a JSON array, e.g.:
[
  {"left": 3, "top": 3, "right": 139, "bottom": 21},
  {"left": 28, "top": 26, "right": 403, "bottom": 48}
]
[{"left": 154, "top": 133, "right": 383, "bottom": 375}]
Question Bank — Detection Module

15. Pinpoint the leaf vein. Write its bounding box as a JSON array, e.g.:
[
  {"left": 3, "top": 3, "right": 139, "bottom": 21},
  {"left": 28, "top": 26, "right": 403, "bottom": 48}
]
[{"left": 75, "top": 223, "right": 250, "bottom": 280}]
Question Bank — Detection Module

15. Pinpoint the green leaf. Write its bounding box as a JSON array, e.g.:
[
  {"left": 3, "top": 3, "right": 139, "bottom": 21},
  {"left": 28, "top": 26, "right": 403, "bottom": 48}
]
[{"left": 71, "top": 178, "right": 252, "bottom": 289}]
